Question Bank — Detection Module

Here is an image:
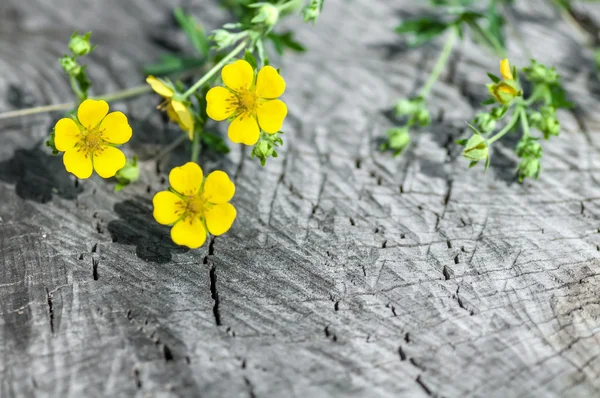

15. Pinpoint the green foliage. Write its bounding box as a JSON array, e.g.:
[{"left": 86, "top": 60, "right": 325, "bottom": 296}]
[
  {"left": 458, "top": 59, "right": 570, "bottom": 182},
  {"left": 302, "top": 0, "right": 325, "bottom": 24},
  {"left": 267, "top": 31, "right": 306, "bottom": 55},
  {"left": 143, "top": 8, "right": 210, "bottom": 76},
  {"left": 60, "top": 31, "right": 96, "bottom": 101},
  {"left": 380, "top": 127, "right": 410, "bottom": 156},
  {"left": 115, "top": 156, "right": 140, "bottom": 191},
  {"left": 251, "top": 131, "right": 284, "bottom": 166},
  {"left": 174, "top": 7, "right": 210, "bottom": 57}
]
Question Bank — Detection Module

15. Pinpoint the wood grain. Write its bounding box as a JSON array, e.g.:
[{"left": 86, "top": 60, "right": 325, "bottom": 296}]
[{"left": 1, "top": 0, "right": 600, "bottom": 397}]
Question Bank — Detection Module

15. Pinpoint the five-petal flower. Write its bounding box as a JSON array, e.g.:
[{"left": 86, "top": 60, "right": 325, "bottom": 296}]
[
  {"left": 206, "top": 59, "right": 287, "bottom": 146},
  {"left": 153, "top": 162, "right": 236, "bottom": 249},
  {"left": 54, "top": 99, "right": 132, "bottom": 179}
]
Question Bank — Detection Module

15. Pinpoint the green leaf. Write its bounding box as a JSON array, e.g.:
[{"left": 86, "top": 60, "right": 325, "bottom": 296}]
[
  {"left": 455, "top": 138, "right": 468, "bottom": 146},
  {"left": 143, "top": 54, "right": 206, "bottom": 76},
  {"left": 173, "top": 7, "right": 210, "bottom": 56},
  {"left": 244, "top": 49, "right": 258, "bottom": 70},
  {"left": 481, "top": 98, "right": 496, "bottom": 105},
  {"left": 395, "top": 18, "right": 449, "bottom": 47},
  {"left": 201, "top": 131, "right": 230, "bottom": 154},
  {"left": 487, "top": 73, "right": 501, "bottom": 83},
  {"left": 267, "top": 31, "right": 307, "bottom": 56}
]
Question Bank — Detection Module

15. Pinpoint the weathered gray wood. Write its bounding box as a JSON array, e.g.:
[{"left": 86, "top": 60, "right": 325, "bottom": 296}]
[{"left": 1, "top": 0, "right": 600, "bottom": 397}]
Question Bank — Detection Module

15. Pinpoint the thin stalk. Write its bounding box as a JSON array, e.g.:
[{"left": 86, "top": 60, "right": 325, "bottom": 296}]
[
  {"left": 519, "top": 106, "right": 531, "bottom": 138},
  {"left": 488, "top": 107, "right": 521, "bottom": 144},
  {"left": 70, "top": 76, "right": 85, "bottom": 101},
  {"left": 183, "top": 41, "right": 247, "bottom": 98},
  {"left": 419, "top": 28, "right": 458, "bottom": 98},
  {"left": 0, "top": 84, "right": 151, "bottom": 121}
]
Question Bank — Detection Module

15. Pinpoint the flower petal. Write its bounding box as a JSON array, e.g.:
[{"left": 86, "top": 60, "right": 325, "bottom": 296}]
[
  {"left": 54, "top": 118, "right": 81, "bottom": 152},
  {"left": 228, "top": 113, "right": 260, "bottom": 146},
  {"left": 172, "top": 100, "right": 195, "bottom": 140},
  {"left": 205, "top": 203, "right": 236, "bottom": 236},
  {"left": 153, "top": 191, "right": 185, "bottom": 225},
  {"left": 206, "top": 86, "right": 237, "bottom": 121},
  {"left": 63, "top": 149, "right": 93, "bottom": 179},
  {"left": 99, "top": 111, "right": 132, "bottom": 145},
  {"left": 146, "top": 75, "right": 174, "bottom": 98},
  {"left": 169, "top": 162, "right": 203, "bottom": 196},
  {"left": 222, "top": 60, "right": 254, "bottom": 92},
  {"left": 255, "top": 66, "right": 286, "bottom": 98},
  {"left": 257, "top": 99, "right": 287, "bottom": 134},
  {"left": 78, "top": 99, "right": 109, "bottom": 128},
  {"left": 203, "top": 170, "right": 235, "bottom": 204},
  {"left": 171, "top": 217, "right": 206, "bottom": 249},
  {"left": 93, "top": 146, "right": 126, "bottom": 179},
  {"left": 500, "top": 59, "right": 513, "bottom": 80}
]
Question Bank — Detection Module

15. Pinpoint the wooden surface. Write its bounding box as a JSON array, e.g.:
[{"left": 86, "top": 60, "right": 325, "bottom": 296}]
[{"left": 1, "top": 0, "right": 600, "bottom": 397}]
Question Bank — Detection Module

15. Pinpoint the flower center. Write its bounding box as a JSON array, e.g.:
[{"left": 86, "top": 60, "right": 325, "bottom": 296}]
[
  {"left": 236, "top": 89, "right": 258, "bottom": 114},
  {"left": 77, "top": 126, "right": 105, "bottom": 156},
  {"left": 185, "top": 195, "right": 206, "bottom": 217}
]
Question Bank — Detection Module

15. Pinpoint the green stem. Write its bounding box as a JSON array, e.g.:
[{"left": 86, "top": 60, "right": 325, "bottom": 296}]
[
  {"left": 70, "top": 76, "right": 85, "bottom": 101},
  {"left": 0, "top": 84, "right": 151, "bottom": 121},
  {"left": 97, "top": 84, "right": 152, "bottom": 102},
  {"left": 191, "top": 129, "right": 202, "bottom": 163},
  {"left": 519, "top": 106, "right": 531, "bottom": 138},
  {"left": 183, "top": 41, "right": 247, "bottom": 98},
  {"left": 419, "top": 28, "right": 458, "bottom": 98},
  {"left": 488, "top": 107, "right": 521, "bottom": 144}
]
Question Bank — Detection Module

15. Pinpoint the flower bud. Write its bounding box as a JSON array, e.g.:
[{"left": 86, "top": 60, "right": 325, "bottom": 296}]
[
  {"left": 517, "top": 157, "right": 541, "bottom": 182},
  {"left": 523, "top": 60, "right": 558, "bottom": 84},
  {"left": 384, "top": 127, "right": 410, "bottom": 155},
  {"left": 413, "top": 108, "right": 431, "bottom": 127},
  {"left": 395, "top": 98, "right": 421, "bottom": 116},
  {"left": 251, "top": 132, "right": 283, "bottom": 166},
  {"left": 473, "top": 112, "right": 496, "bottom": 134},
  {"left": 69, "top": 32, "right": 94, "bottom": 57},
  {"left": 488, "top": 81, "right": 521, "bottom": 105},
  {"left": 211, "top": 29, "right": 241, "bottom": 50},
  {"left": 115, "top": 156, "right": 140, "bottom": 191},
  {"left": 59, "top": 56, "right": 81, "bottom": 76},
  {"left": 462, "top": 134, "right": 489, "bottom": 162},
  {"left": 251, "top": 3, "right": 279, "bottom": 29}
]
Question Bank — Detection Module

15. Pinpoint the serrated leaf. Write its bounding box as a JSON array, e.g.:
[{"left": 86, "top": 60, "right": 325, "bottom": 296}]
[{"left": 173, "top": 7, "right": 210, "bottom": 56}]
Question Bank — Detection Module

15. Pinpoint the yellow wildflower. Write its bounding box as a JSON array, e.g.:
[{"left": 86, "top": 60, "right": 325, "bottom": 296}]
[
  {"left": 488, "top": 58, "right": 521, "bottom": 105},
  {"left": 54, "top": 99, "right": 131, "bottom": 179},
  {"left": 153, "top": 162, "right": 236, "bottom": 249},
  {"left": 146, "top": 76, "right": 195, "bottom": 140},
  {"left": 206, "top": 59, "right": 287, "bottom": 146}
]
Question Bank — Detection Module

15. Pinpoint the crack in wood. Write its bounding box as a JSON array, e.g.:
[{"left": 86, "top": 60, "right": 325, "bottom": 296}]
[{"left": 45, "top": 287, "right": 54, "bottom": 334}]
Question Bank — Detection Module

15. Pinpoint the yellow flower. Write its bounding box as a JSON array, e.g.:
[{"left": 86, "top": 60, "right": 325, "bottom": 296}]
[
  {"left": 146, "top": 76, "right": 195, "bottom": 140},
  {"left": 54, "top": 99, "right": 132, "bottom": 179},
  {"left": 500, "top": 58, "right": 513, "bottom": 81},
  {"left": 206, "top": 59, "right": 287, "bottom": 146},
  {"left": 153, "top": 162, "right": 236, "bottom": 249},
  {"left": 488, "top": 58, "right": 521, "bottom": 105}
]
